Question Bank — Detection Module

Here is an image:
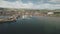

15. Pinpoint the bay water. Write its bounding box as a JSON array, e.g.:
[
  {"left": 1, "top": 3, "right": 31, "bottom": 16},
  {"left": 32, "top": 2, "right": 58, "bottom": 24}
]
[{"left": 0, "top": 16, "right": 60, "bottom": 34}]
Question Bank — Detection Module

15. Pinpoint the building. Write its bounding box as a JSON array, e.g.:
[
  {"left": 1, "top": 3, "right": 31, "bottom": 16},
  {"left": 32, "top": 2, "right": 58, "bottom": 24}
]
[
  {"left": 47, "top": 12, "right": 54, "bottom": 15},
  {"left": 47, "top": 11, "right": 54, "bottom": 16},
  {"left": 54, "top": 12, "right": 60, "bottom": 14}
]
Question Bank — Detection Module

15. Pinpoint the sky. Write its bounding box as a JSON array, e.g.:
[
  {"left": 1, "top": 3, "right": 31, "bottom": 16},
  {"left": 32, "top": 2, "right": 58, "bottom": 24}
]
[{"left": 0, "top": 0, "right": 60, "bottom": 9}]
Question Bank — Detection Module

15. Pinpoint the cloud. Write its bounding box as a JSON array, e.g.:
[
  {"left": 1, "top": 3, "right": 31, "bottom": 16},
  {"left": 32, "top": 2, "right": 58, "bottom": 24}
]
[
  {"left": 0, "top": 0, "right": 60, "bottom": 9},
  {"left": 48, "top": 0, "right": 60, "bottom": 3},
  {"left": 50, "top": 0, "right": 60, "bottom": 2}
]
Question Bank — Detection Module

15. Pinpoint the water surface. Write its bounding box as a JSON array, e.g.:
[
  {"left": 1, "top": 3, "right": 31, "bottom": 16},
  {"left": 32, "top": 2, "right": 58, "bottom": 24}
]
[{"left": 0, "top": 16, "right": 60, "bottom": 34}]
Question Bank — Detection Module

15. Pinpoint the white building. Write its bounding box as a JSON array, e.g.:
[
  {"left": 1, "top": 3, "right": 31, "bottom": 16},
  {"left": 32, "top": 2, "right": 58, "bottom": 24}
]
[{"left": 47, "top": 12, "right": 54, "bottom": 15}]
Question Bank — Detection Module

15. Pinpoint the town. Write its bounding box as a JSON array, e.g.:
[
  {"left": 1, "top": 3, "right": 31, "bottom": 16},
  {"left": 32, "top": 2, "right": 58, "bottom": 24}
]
[{"left": 0, "top": 8, "right": 60, "bottom": 22}]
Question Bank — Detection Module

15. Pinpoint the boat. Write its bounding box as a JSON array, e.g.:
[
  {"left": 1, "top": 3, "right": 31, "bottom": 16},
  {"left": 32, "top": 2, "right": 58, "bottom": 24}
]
[{"left": 21, "top": 15, "right": 32, "bottom": 19}]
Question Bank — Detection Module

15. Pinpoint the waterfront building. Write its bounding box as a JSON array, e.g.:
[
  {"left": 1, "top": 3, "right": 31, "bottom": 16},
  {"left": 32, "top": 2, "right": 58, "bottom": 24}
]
[{"left": 47, "top": 12, "right": 54, "bottom": 15}]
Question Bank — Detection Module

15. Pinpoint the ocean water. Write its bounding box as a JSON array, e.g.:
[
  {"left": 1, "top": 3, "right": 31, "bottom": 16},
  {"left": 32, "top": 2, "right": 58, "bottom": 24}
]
[{"left": 0, "top": 16, "right": 60, "bottom": 34}]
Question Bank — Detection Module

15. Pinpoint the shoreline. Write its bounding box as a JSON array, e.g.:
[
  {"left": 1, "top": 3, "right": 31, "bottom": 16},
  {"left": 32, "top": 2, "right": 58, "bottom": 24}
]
[{"left": 0, "top": 14, "right": 60, "bottom": 22}]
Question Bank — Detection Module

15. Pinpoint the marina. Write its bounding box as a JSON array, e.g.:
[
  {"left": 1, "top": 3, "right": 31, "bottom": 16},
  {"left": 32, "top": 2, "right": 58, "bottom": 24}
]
[{"left": 0, "top": 15, "right": 32, "bottom": 22}]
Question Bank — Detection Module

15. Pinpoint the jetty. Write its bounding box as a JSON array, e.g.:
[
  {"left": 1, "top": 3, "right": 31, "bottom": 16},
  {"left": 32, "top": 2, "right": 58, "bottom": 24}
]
[{"left": 0, "top": 16, "right": 17, "bottom": 22}]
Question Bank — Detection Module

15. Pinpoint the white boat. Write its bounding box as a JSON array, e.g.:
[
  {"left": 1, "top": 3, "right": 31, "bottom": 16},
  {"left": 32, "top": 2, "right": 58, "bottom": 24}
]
[{"left": 21, "top": 15, "right": 32, "bottom": 19}]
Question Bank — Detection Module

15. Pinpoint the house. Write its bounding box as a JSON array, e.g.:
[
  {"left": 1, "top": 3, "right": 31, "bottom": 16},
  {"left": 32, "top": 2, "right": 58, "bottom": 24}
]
[
  {"left": 47, "top": 11, "right": 54, "bottom": 16},
  {"left": 47, "top": 12, "right": 54, "bottom": 15},
  {"left": 54, "top": 12, "right": 60, "bottom": 14}
]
